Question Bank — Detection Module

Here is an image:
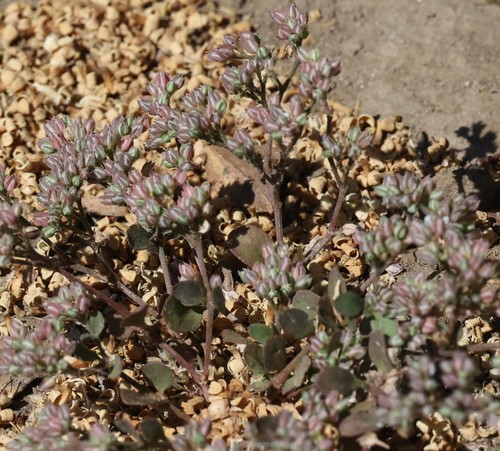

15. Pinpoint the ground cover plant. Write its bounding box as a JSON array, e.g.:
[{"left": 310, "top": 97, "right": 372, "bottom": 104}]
[{"left": 0, "top": 0, "right": 499, "bottom": 449}]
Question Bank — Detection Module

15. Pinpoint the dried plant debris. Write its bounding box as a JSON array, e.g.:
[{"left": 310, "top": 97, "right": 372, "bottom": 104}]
[{"left": 0, "top": 0, "right": 498, "bottom": 450}]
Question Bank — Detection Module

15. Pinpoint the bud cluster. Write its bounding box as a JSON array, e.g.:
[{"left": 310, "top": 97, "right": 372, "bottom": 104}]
[
  {"left": 240, "top": 243, "right": 311, "bottom": 301},
  {"left": 377, "top": 352, "right": 499, "bottom": 430},
  {"left": 247, "top": 93, "right": 308, "bottom": 142},
  {"left": 0, "top": 283, "right": 92, "bottom": 378},
  {"left": 36, "top": 115, "right": 147, "bottom": 237},
  {"left": 139, "top": 74, "right": 225, "bottom": 146},
  {"left": 270, "top": 1, "right": 309, "bottom": 46},
  {"left": 7, "top": 403, "right": 113, "bottom": 451}
]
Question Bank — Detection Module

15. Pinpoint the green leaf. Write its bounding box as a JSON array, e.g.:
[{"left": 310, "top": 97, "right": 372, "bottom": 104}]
[
  {"left": 339, "top": 410, "right": 383, "bottom": 437},
  {"left": 120, "top": 389, "right": 163, "bottom": 406},
  {"left": 142, "top": 361, "right": 174, "bottom": 394},
  {"left": 212, "top": 286, "right": 228, "bottom": 315},
  {"left": 221, "top": 329, "right": 248, "bottom": 345},
  {"left": 248, "top": 323, "right": 274, "bottom": 343},
  {"left": 318, "top": 296, "right": 336, "bottom": 328},
  {"left": 127, "top": 224, "right": 153, "bottom": 250},
  {"left": 292, "top": 290, "right": 320, "bottom": 320},
  {"left": 368, "top": 330, "right": 393, "bottom": 373},
  {"left": 120, "top": 305, "right": 148, "bottom": 328},
  {"left": 73, "top": 343, "right": 99, "bottom": 362},
  {"left": 172, "top": 280, "right": 206, "bottom": 307},
  {"left": 227, "top": 224, "right": 273, "bottom": 267},
  {"left": 282, "top": 355, "right": 311, "bottom": 395},
  {"left": 248, "top": 378, "right": 271, "bottom": 393},
  {"left": 370, "top": 315, "right": 398, "bottom": 338},
  {"left": 244, "top": 343, "right": 265, "bottom": 375},
  {"left": 162, "top": 295, "right": 204, "bottom": 333},
  {"left": 334, "top": 291, "right": 364, "bottom": 318},
  {"left": 262, "top": 335, "right": 287, "bottom": 373},
  {"left": 278, "top": 308, "right": 314, "bottom": 339},
  {"left": 316, "top": 366, "right": 361, "bottom": 396},
  {"left": 139, "top": 418, "right": 167, "bottom": 444},
  {"left": 108, "top": 354, "right": 123, "bottom": 379},
  {"left": 86, "top": 311, "right": 105, "bottom": 338},
  {"left": 328, "top": 267, "right": 346, "bottom": 302}
]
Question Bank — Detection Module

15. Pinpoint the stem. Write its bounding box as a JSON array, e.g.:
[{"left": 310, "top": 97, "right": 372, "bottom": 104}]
[
  {"left": 271, "top": 344, "right": 310, "bottom": 389},
  {"left": 158, "top": 245, "right": 173, "bottom": 295},
  {"left": 267, "top": 179, "right": 284, "bottom": 245},
  {"left": 280, "top": 60, "right": 300, "bottom": 100},
  {"left": 187, "top": 233, "right": 215, "bottom": 379}
]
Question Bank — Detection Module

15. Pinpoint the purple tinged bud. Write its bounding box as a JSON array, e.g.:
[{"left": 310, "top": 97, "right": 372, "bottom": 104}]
[{"left": 240, "top": 31, "right": 260, "bottom": 53}]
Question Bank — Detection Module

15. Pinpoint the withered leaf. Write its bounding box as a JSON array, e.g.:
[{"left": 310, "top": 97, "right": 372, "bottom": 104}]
[{"left": 202, "top": 145, "right": 272, "bottom": 214}]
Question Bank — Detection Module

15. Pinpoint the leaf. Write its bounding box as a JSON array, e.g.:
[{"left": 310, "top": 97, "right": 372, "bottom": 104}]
[
  {"left": 282, "top": 355, "right": 311, "bottom": 395},
  {"left": 120, "top": 389, "right": 163, "bottom": 406},
  {"left": 318, "top": 296, "right": 336, "bottom": 328},
  {"left": 203, "top": 145, "right": 273, "bottom": 214},
  {"left": 278, "top": 308, "right": 314, "bottom": 339},
  {"left": 244, "top": 343, "right": 265, "bottom": 375},
  {"left": 139, "top": 418, "right": 167, "bottom": 444},
  {"left": 73, "top": 343, "right": 99, "bottom": 362},
  {"left": 221, "top": 329, "right": 248, "bottom": 345},
  {"left": 328, "top": 267, "right": 346, "bottom": 302},
  {"left": 339, "top": 410, "right": 383, "bottom": 437},
  {"left": 248, "top": 378, "right": 271, "bottom": 393},
  {"left": 142, "top": 361, "right": 174, "bottom": 394},
  {"left": 262, "top": 335, "right": 287, "bottom": 373},
  {"left": 227, "top": 224, "right": 273, "bottom": 267},
  {"left": 172, "top": 280, "right": 206, "bottom": 307},
  {"left": 334, "top": 291, "right": 364, "bottom": 318},
  {"left": 108, "top": 354, "right": 123, "bottom": 379},
  {"left": 316, "top": 366, "right": 361, "bottom": 396},
  {"left": 292, "top": 290, "right": 320, "bottom": 320},
  {"left": 370, "top": 315, "right": 398, "bottom": 338},
  {"left": 86, "top": 311, "right": 105, "bottom": 338},
  {"left": 212, "top": 286, "right": 228, "bottom": 315},
  {"left": 248, "top": 323, "right": 274, "bottom": 343},
  {"left": 368, "top": 330, "right": 392, "bottom": 373},
  {"left": 127, "top": 224, "right": 153, "bottom": 250},
  {"left": 162, "top": 295, "right": 204, "bottom": 333},
  {"left": 120, "top": 305, "right": 148, "bottom": 328}
]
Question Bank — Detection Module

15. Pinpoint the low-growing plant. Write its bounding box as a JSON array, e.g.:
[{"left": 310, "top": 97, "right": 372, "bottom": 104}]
[{"left": 0, "top": 1, "right": 498, "bottom": 449}]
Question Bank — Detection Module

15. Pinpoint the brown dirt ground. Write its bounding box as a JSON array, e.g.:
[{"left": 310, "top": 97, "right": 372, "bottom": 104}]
[{"left": 220, "top": 0, "right": 500, "bottom": 164}]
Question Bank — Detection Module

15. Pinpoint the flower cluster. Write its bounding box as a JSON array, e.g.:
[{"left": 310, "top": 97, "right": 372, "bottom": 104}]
[
  {"left": 296, "top": 48, "right": 341, "bottom": 100},
  {"left": 0, "top": 283, "right": 92, "bottom": 378},
  {"left": 139, "top": 74, "right": 225, "bottom": 146},
  {"left": 36, "top": 115, "right": 147, "bottom": 236},
  {"left": 270, "top": 1, "right": 309, "bottom": 46},
  {"left": 377, "top": 352, "right": 500, "bottom": 430},
  {"left": 240, "top": 243, "right": 311, "bottom": 301},
  {"left": 0, "top": 165, "right": 18, "bottom": 199},
  {"left": 247, "top": 93, "right": 308, "bottom": 141},
  {"left": 7, "top": 403, "right": 113, "bottom": 451},
  {"left": 374, "top": 173, "right": 442, "bottom": 214},
  {"left": 356, "top": 214, "right": 408, "bottom": 267}
]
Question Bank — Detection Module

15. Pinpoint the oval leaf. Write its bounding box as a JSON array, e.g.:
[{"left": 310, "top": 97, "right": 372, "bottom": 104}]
[
  {"left": 142, "top": 361, "right": 174, "bottom": 394},
  {"left": 86, "top": 311, "right": 105, "bottom": 338},
  {"left": 244, "top": 343, "right": 265, "bottom": 375},
  {"left": 339, "top": 410, "right": 383, "bottom": 437},
  {"left": 282, "top": 355, "right": 311, "bottom": 395},
  {"left": 163, "top": 295, "right": 204, "bottom": 333},
  {"left": 317, "top": 366, "right": 361, "bottom": 396},
  {"left": 292, "top": 290, "right": 320, "bottom": 320},
  {"left": 328, "top": 267, "right": 346, "bottom": 302},
  {"left": 120, "top": 389, "right": 163, "bottom": 406},
  {"left": 127, "top": 224, "right": 153, "bottom": 250},
  {"left": 278, "top": 308, "right": 314, "bottom": 339},
  {"left": 334, "top": 291, "right": 364, "bottom": 318},
  {"left": 370, "top": 316, "right": 398, "bottom": 338},
  {"left": 228, "top": 225, "right": 273, "bottom": 267},
  {"left": 262, "top": 335, "right": 287, "bottom": 373},
  {"left": 368, "top": 330, "right": 392, "bottom": 373},
  {"left": 139, "top": 418, "right": 167, "bottom": 444},
  {"left": 248, "top": 323, "right": 274, "bottom": 343},
  {"left": 172, "top": 280, "right": 206, "bottom": 307}
]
